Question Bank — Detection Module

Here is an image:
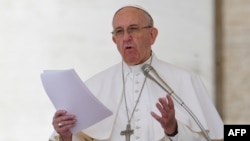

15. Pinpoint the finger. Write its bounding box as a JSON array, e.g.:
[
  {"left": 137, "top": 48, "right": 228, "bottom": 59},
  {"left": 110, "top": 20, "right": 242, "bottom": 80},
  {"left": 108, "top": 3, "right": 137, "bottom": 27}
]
[
  {"left": 166, "top": 95, "right": 174, "bottom": 109},
  {"left": 151, "top": 111, "right": 169, "bottom": 128},
  {"left": 52, "top": 111, "right": 75, "bottom": 130},
  {"left": 151, "top": 111, "right": 163, "bottom": 123},
  {"left": 53, "top": 110, "right": 67, "bottom": 119},
  {"left": 52, "top": 110, "right": 66, "bottom": 126},
  {"left": 155, "top": 102, "right": 167, "bottom": 116},
  {"left": 58, "top": 118, "right": 77, "bottom": 128},
  {"left": 57, "top": 123, "right": 75, "bottom": 134},
  {"left": 158, "top": 97, "right": 167, "bottom": 107},
  {"left": 158, "top": 97, "right": 171, "bottom": 114},
  {"left": 54, "top": 114, "right": 75, "bottom": 126},
  {"left": 56, "top": 118, "right": 77, "bottom": 131}
]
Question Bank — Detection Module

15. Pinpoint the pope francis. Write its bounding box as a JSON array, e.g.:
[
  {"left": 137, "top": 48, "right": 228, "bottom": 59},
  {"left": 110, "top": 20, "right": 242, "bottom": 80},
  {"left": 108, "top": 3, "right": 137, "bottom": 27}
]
[{"left": 49, "top": 5, "right": 224, "bottom": 141}]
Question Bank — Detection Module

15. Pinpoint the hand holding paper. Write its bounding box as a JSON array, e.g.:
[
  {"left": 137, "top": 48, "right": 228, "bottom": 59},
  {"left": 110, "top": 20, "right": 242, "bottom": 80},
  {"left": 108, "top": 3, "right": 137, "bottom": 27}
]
[{"left": 40, "top": 69, "right": 112, "bottom": 134}]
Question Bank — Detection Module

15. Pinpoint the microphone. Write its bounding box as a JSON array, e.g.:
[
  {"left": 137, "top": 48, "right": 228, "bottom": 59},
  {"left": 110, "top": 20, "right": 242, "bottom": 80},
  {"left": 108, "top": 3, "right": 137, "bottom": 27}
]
[
  {"left": 142, "top": 64, "right": 181, "bottom": 103},
  {"left": 142, "top": 64, "right": 211, "bottom": 141}
]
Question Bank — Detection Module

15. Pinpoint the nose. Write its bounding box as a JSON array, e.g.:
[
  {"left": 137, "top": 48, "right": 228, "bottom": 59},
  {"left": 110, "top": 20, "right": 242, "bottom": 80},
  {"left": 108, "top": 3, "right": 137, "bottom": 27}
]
[{"left": 122, "top": 30, "right": 132, "bottom": 41}]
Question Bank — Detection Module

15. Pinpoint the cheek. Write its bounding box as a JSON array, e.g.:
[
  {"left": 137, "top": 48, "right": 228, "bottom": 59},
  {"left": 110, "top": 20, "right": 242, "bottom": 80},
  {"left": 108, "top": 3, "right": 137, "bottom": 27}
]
[
  {"left": 113, "top": 38, "right": 122, "bottom": 52},
  {"left": 117, "top": 46, "right": 122, "bottom": 54},
  {"left": 137, "top": 40, "right": 149, "bottom": 51},
  {"left": 116, "top": 44, "right": 124, "bottom": 56}
]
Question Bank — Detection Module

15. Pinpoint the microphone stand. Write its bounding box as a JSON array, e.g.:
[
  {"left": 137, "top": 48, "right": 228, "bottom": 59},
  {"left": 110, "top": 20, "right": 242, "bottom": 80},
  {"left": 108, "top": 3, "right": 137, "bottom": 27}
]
[{"left": 142, "top": 64, "right": 211, "bottom": 141}]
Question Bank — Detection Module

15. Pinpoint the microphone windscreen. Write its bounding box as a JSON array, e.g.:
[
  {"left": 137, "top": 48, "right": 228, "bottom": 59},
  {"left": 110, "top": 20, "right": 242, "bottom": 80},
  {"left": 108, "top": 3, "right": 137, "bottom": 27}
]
[{"left": 141, "top": 64, "right": 152, "bottom": 75}]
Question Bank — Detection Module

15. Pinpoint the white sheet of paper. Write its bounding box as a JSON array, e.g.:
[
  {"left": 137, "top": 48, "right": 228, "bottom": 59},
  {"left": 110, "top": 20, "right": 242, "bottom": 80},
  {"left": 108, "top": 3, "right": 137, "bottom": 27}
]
[{"left": 40, "top": 69, "right": 112, "bottom": 134}]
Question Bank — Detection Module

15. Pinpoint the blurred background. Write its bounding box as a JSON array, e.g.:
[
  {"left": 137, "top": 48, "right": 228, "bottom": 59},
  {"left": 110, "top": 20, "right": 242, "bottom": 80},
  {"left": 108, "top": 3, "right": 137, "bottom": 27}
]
[{"left": 0, "top": 0, "right": 249, "bottom": 140}]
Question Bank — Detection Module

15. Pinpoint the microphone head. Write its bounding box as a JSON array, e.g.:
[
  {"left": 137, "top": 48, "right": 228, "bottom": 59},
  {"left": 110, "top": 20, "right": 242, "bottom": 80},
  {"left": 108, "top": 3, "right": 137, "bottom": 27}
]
[{"left": 141, "top": 64, "right": 153, "bottom": 76}]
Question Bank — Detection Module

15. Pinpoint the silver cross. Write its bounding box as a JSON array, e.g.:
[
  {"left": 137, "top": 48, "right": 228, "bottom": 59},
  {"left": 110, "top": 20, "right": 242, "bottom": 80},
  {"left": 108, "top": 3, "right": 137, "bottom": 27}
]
[{"left": 120, "top": 124, "right": 134, "bottom": 141}]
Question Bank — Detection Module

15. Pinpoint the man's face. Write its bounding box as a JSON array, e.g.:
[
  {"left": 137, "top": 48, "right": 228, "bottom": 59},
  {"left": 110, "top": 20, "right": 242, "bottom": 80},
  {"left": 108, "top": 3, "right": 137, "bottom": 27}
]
[{"left": 112, "top": 7, "right": 157, "bottom": 65}]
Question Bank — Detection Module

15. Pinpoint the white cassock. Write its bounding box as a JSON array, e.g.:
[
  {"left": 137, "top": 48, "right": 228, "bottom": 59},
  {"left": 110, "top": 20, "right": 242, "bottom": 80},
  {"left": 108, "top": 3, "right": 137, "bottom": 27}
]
[{"left": 49, "top": 53, "right": 224, "bottom": 141}]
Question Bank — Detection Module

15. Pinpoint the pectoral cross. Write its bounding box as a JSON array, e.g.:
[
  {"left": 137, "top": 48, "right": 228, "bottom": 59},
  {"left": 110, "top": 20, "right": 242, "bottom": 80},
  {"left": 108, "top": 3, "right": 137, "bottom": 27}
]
[{"left": 120, "top": 124, "right": 134, "bottom": 141}]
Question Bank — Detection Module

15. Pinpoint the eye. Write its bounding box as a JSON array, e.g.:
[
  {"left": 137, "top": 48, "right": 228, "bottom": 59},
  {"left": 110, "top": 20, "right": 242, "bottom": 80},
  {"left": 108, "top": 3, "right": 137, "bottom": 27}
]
[
  {"left": 115, "top": 29, "right": 124, "bottom": 34},
  {"left": 128, "top": 26, "right": 139, "bottom": 33}
]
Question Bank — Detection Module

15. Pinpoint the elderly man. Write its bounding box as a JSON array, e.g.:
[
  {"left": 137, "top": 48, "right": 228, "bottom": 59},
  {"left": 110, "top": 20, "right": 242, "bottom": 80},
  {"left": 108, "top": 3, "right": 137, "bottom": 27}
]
[{"left": 49, "top": 5, "right": 224, "bottom": 141}]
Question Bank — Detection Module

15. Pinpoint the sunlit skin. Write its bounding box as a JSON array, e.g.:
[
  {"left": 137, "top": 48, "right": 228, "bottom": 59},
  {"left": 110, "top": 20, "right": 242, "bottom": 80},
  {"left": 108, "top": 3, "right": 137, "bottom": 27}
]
[{"left": 112, "top": 7, "right": 158, "bottom": 65}]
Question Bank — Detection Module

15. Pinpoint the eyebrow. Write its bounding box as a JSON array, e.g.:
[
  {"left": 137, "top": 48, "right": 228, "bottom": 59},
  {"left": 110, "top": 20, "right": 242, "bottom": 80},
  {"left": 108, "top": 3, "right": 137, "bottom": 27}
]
[{"left": 114, "top": 24, "right": 140, "bottom": 29}]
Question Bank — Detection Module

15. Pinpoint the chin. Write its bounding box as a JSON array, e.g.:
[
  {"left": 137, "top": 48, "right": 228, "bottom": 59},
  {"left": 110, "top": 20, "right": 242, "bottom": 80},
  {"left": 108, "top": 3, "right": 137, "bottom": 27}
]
[{"left": 125, "top": 60, "right": 140, "bottom": 66}]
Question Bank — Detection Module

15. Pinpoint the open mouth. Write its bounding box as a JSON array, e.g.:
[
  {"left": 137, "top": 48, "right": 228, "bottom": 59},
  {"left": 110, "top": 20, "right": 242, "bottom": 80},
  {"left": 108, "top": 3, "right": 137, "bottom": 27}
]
[{"left": 125, "top": 46, "right": 133, "bottom": 50}]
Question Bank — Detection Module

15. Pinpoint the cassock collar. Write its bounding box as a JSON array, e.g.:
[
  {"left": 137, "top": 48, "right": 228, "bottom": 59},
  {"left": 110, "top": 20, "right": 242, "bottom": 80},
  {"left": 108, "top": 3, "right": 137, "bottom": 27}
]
[{"left": 122, "top": 56, "right": 153, "bottom": 75}]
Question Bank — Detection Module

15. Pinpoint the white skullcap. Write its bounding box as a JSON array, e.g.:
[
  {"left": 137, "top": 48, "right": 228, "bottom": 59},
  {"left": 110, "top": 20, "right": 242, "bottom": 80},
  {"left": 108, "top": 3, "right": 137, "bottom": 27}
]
[{"left": 113, "top": 5, "right": 154, "bottom": 26}]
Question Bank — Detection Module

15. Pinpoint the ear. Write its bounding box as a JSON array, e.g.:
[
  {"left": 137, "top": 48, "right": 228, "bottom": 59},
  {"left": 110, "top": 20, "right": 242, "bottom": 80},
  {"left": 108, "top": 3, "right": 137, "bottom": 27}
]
[{"left": 150, "top": 27, "right": 158, "bottom": 45}]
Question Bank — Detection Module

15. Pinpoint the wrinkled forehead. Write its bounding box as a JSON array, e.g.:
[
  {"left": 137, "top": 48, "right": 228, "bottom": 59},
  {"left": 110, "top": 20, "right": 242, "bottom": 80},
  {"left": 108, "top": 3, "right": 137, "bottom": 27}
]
[{"left": 112, "top": 5, "right": 154, "bottom": 27}]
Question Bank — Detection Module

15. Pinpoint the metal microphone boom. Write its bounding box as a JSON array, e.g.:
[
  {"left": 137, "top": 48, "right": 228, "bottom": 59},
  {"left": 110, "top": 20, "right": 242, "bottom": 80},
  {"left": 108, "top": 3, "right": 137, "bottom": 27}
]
[{"left": 142, "top": 64, "right": 211, "bottom": 141}]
